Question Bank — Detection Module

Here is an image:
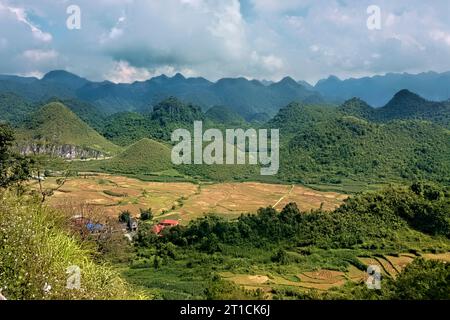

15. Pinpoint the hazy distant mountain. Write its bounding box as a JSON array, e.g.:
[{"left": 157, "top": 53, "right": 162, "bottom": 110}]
[
  {"left": 260, "top": 80, "right": 274, "bottom": 86},
  {"left": 3, "top": 70, "right": 450, "bottom": 118},
  {"left": 268, "top": 92, "right": 450, "bottom": 185},
  {"left": 205, "top": 105, "right": 246, "bottom": 126},
  {"left": 315, "top": 71, "right": 450, "bottom": 107},
  {"left": 42, "top": 70, "right": 89, "bottom": 91},
  {"left": 338, "top": 89, "right": 450, "bottom": 129},
  {"left": 0, "top": 71, "right": 322, "bottom": 118},
  {"left": 297, "top": 80, "right": 315, "bottom": 91}
]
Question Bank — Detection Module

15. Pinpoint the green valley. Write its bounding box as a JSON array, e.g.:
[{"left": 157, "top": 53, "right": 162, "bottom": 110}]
[{"left": 1, "top": 86, "right": 449, "bottom": 301}]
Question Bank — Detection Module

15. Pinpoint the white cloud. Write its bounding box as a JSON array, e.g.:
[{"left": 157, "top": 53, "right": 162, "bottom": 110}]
[
  {"left": 106, "top": 60, "right": 151, "bottom": 83},
  {"left": 102, "top": 15, "right": 126, "bottom": 43},
  {"left": 208, "top": 0, "right": 246, "bottom": 59},
  {"left": 0, "top": 0, "right": 449, "bottom": 82},
  {"left": 3, "top": 5, "right": 52, "bottom": 42},
  {"left": 250, "top": 0, "right": 311, "bottom": 14},
  {"left": 22, "top": 49, "right": 58, "bottom": 62},
  {"left": 430, "top": 30, "right": 450, "bottom": 47},
  {"left": 309, "top": 45, "right": 319, "bottom": 53},
  {"left": 16, "top": 70, "right": 44, "bottom": 78}
]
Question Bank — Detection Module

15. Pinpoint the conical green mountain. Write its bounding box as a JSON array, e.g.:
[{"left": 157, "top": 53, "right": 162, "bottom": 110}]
[
  {"left": 104, "top": 138, "right": 173, "bottom": 173},
  {"left": 20, "top": 102, "right": 120, "bottom": 155}
]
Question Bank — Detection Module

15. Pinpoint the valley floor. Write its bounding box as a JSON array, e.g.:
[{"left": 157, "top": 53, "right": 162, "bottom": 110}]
[{"left": 38, "top": 173, "right": 347, "bottom": 224}]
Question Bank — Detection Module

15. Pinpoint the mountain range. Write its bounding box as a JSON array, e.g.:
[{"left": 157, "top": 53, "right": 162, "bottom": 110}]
[
  {"left": 1, "top": 70, "right": 449, "bottom": 119},
  {"left": 0, "top": 71, "right": 321, "bottom": 119},
  {"left": 3, "top": 88, "right": 448, "bottom": 186},
  {"left": 315, "top": 71, "right": 450, "bottom": 106}
]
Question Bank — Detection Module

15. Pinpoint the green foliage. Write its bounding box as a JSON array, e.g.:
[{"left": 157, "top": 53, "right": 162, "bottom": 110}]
[
  {"left": 0, "top": 192, "right": 143, "bottom": 300},
  {"left": 134, "top": 222, "right": 159, "bottom": 247},
  {"left": 44, "top": 97, "right": 106, "bottom": 131},
  {"left": 19, "top": 102, "right": 121, "bottom": 156},
  {"left": 270, "top": 102, "right": 450, "bottom": 185},
  {"left": 10, "top": 94, "right": 448, "bottom": 188},
  {"left": 101, "top": 97, "right": 206, "bottom": 145},
  {"left": 0, "top": 123, "right": 33, "bottom": 188},
  {"left": 339, "top": 90, "right": 450, "bottom": 130},
  {"left": 328, "top": 258, "right": 450, "bottom": 300},
  {"left": 102, "top": 112, "right": 151, "bottom": 146},
  {"left": 119, "top": 210, "right": 131, "bottom": 224},
  {"left": 205, "top": 105, "right": 246, "bottom": 126},
  {"left": 204, "top": 275, "right": 264, "bottom": 300},
  {"left": 387, "top": 258, "right": 449, "bottom": 299},
  {"left": 271, "top": 249, "right": 291, "bottom": 265},
  {"left": 165, "top": 184, "right": 449, "bottom": 249},
  {"left": 103, "top": 190, "right": 128, "bottom": 197},
  {"left": 126, "top": 184, "right": 450, "bottom": 300},
  {"left": 140, "top": 208, "right": 154, "bottom": 221},
  {"left": 101, "top": 138, "right": 173, "bottom": 174},
  {"left": 0, "top": 92, "right": 34, "bottom": 125}
]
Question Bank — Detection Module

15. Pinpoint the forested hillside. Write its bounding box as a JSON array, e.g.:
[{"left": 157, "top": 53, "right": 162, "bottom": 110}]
[
  {"left": 339, "top": 90, "right": 450, "bottom": 129},
  {"left": 0, "top": 90, "right": 449, "bottom": 187},
  {"left": 17, "top": 102, "right": 121, "bottom": 158}
]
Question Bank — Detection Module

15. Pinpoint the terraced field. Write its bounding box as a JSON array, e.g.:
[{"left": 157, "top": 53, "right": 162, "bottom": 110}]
[
  {"left": 38, "top": 173, "right": 347, "bottom": 224},
  {"left": 220, "top": 252, "right": 450, "bottom": 294}
]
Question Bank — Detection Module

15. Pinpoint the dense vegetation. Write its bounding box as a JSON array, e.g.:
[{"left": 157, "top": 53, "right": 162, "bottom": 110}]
[
  {"left": 0, "top": 192, "right": 143, "bottom": 300},
  {"left": 1, "top": 97, "right": 450, "bottom": 300},
  {"left": 271, "top": 102, "right": 450, "bottom": 186},
  {"left": 0, "top": 93, "right": 34, "bottom": 126},
  {"left": 339, "top": 90, "right": 450, "bottom": 129},
  {"left": 100, "top": 138, "right": 173, "bottom": 174},
  {"left": 0, "top": 71, "right": 323, "bottom": 118},
  {"left": 125, "top": 183, "right": 450, "bottom": 299},
  {"left": 326, "top": 258, "right": 450, "bottom": 300},
  {"left": 205, "top": 105, "right": 246, "bottom": 126},
  {"left": 0, "top": 123, "right": 32, "bottom": 188},
  {"left": 46, "top": 97, "right": 107, "bottom": 132},
  {"left": 0, "top": 125, "right": 143, "bottom": 300},
  {"left": 18, "top": 102, "right": 121, "bottom": 156},
  {"left": 161, "top": 182, "right": 450, "bottom": 249},
  {"left": 1, "top": 88, "right": 450, "bottom": 191},
  {"left": 100, "top": 97, "right": 208, "bottom": 146},
  {"left": 1, "top": 71, "right": 450, "bottom": 302}
]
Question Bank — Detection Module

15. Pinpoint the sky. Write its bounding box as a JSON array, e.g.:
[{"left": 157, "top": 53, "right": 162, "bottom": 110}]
[{"left": 0, "top": 0, "right": 449, "bottom": 84}]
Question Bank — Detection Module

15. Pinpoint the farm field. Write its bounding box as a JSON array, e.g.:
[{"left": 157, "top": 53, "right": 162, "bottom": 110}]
[
  {"left": 38, "top": 173, "right": 347, "bottom": 224},
  {"left": 220, "top": 252, "right": 450, "bottom": 294}
]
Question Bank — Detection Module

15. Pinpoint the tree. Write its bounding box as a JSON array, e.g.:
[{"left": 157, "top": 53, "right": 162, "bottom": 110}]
[
  {"left": 389, "top": 258, "right": 450, "bottom": 300},
  {"left": 0, "top": 124, "right": 32, "bottom": 190},
  {"left": 30, "top": 155, "right": 71, "bottom": 203},
  {"left": 140, "top": 208, "right": 153, "bottom": 221},
  {"left": 119, "top": 210, "right": 131, "bottom": 224}
]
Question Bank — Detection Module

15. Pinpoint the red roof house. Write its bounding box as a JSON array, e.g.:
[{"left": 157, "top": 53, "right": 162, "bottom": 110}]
[{"left": 152, "top": 219, "right": 180, "bottom": 235}]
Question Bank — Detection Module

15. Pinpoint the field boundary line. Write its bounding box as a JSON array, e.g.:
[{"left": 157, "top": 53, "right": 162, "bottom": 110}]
[{"left": 272, "top": 185, "right": 295, "bottom": 208}]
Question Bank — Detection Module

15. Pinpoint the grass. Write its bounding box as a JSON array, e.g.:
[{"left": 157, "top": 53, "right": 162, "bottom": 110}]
[
  {"left": 18, "top": 102, "right": 121, "bottom": 156},
  {"left": 121, "top": 237, "right": 450, "bottom": 300},
  {"left": 0, "top": 191, "right": 145, "bottom": 300},
  {"left": 102, "top": 138, "right": 173, "bottom": 174}
]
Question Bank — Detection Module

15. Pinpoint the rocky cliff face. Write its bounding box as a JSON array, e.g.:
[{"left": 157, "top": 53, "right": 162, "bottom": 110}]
[{"left": 19, "top": 143, "right": 105, "bottom": 160}]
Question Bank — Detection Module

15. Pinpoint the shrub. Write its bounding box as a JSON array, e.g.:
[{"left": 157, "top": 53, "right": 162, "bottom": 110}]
[
  {"left": 388, "top": 258, "right": 450, "bottom": 299},
  {"left": 0, "top": 192, "right": 145, "bottom": 300},
  {"left": 140, "top": 208, "right": 153, "bottom": 221},
  {"left": 119, "top": 210, "right": 131, "bottom": 224},
  {"left": 103, "top": 190, "right": 128, "bottom": 197}
]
